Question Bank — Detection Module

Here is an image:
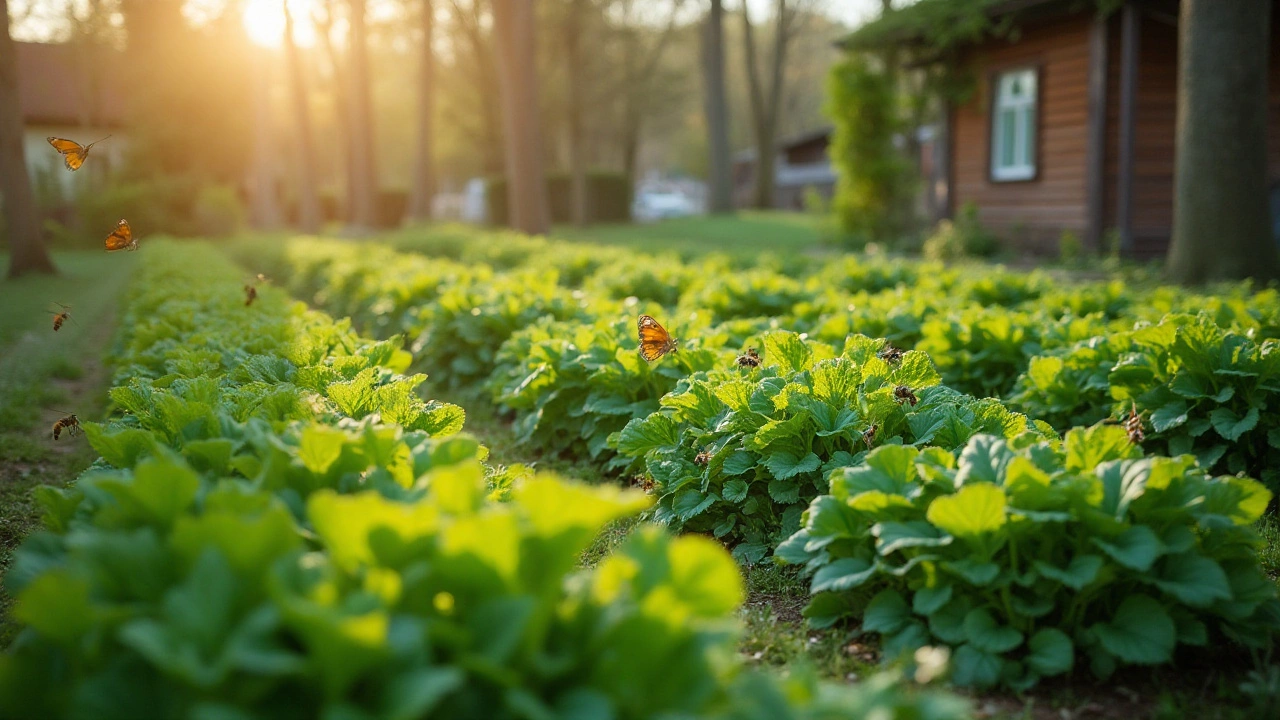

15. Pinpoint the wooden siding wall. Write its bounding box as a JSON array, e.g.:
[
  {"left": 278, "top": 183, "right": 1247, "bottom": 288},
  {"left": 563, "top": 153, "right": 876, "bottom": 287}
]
[
  {"left": 954, "top": 1, "right": 1280, "bottom": 257},
  {"left": 951, "top": 15, "right": 1094, "bottom": 252},
  {"left": 1100, "top": 12, "right": 1179, "bottom": 257}
]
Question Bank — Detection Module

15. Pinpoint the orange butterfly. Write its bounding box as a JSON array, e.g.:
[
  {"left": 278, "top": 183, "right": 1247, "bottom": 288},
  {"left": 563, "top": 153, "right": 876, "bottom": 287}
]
[
  {"left": 637, "top": 315, "right": 678, "bottom": 362},
  {"left": 104, "top": 219, "right": 137, "bottom": 252},
  {"left": 47, "top": 135, "right": 111, "bottom": 171}
]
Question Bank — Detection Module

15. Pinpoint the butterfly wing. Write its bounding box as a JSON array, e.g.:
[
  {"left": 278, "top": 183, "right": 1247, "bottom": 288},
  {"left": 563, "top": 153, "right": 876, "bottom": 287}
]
[
  {"left": 637, "top": 315, "right": 676, "bottom": 362},
  {"left": 104, "top": 220, "right": 134, "bottom": 252},
  {"left": 47, "top": 137, "right": 87, "bottom": 170}
]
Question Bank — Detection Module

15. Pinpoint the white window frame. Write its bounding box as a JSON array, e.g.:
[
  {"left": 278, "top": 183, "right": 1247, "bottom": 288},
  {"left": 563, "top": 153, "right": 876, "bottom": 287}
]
[{"left": 990, "top": 68, "right": 1038, "bottom": 182}]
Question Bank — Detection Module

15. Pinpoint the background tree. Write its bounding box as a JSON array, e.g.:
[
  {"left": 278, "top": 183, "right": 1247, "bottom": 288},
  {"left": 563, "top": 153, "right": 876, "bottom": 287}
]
[
  {"left": 1, "top": 0, "right": 55, "bottom": 277},
  {"left": 314, "top": 0, "right": 354, "bottom": 220},
  {"left": 346, "top": 0, "right": 380, "bottom": 230},
  {"left": 404, "top": 0, "right": 437, "bottom": 224},
  {"left": 250, "top": 43, "right": 283, "bottom": 230},
  {"left": 703, "top": 0, "right": 732, "bottom": 213},
  {"left": 284, "top": 0, "right": 321, "bottom": 232},
  {"left": 1168, "top": 0, "right": 1278, "bottom": 283},
  {"left": 740, "top": 0, "right": 806, "bottom": 209},
  {"left": 492, "top": 0, "right": 549, "bottom": 234},
  {"left": 563, "top": 0, "right": 590, "bottom": 226}
]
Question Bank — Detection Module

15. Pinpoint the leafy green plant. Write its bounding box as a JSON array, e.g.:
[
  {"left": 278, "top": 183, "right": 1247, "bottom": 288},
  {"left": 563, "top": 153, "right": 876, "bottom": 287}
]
[
  {"left": 616, "top": 331, "right": 1043, "bottom": 562},
  {"left": 487, "top": 314, "right": 727, "bottom": 473},
  {"left": 0, "top": 240, "right": 973, "bottom": 720},
  {"left": 410, "top": 269, "right": 599, "bottom": 391},
  {"left": 778, "top": 426, "right": 1279, "bottom": 690},
  {"left": 1012, "top": 314, "right": 1280, "bottom": 491},
  {"left": 922, "top": 204, "right": 1001, "bottom": 261}
]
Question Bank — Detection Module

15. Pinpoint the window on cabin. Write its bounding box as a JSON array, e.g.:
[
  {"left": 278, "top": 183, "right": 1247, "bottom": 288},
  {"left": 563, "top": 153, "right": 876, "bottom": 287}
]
[{"left": 991, "top": 68, "right": 1038, "bottom": 182}]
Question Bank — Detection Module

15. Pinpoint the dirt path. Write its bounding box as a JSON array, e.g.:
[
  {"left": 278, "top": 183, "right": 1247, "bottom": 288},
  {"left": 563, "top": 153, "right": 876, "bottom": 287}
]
[{"left": 0, "top": 294, "right": 120, "bottom": 646}]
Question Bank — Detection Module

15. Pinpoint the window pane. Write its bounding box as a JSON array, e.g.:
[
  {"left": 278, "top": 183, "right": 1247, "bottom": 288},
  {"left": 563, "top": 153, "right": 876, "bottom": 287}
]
[{"left": 1000, "top": 109, "right": 1017, "bottom": 167}]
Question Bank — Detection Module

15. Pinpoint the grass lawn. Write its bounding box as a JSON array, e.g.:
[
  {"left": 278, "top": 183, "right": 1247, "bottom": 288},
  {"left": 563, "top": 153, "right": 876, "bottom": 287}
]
[
  {"left": 550, "top": 210, "right": 830, "bottom": 257},
  {"left": 0, "top": 250, "right": 137, "bottom": 645}
]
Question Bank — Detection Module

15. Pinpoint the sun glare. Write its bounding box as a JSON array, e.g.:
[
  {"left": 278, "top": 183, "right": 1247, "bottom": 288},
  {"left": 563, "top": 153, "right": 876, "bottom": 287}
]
[
  {"left": 242, "top": 0, "right": 285, "bottom": 47},
  {"left": 243, "top": 0, "right": 318, "bottom": 48}
]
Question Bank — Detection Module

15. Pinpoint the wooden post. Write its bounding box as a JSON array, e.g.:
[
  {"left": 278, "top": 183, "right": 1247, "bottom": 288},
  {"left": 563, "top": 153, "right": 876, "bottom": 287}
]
[
  {"left": 1116, "top": 3, "right": 1140, "bottom": 256},
  {"left": 1084, "top": 13, "right": 1110, "bottom": 251}
]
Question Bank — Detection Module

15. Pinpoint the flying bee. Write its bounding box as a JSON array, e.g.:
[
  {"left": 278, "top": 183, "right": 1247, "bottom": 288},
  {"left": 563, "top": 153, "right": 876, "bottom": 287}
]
[
  {"left": 862, "top": 424, "right": 878, "bottom": 448},
  {"left": 631, "top": 475, "right": 656, "bottom": 493},
  {"left": 694, "top": 450, "right": 712, "bottom": 465},
  {"left": 893, "top": 385, "right": 919, "bottom": 406},
  {"left": 1123, "top": 402, "right": 1145, "bottom": 444},
  {"left": 51, "top": 411, "right": 81, "bottom": 440},
  {"left": 736, "top": 347, "right": 761, "bottom": 368},
  {"left": 878, "top": 343, "right": 904, "bottom": 364},
  {"left": 47, "top": 302, "right": 76, "bottom": 332},
  {"left": 244, "top": 273, "right": 269, "bottom": 306}
]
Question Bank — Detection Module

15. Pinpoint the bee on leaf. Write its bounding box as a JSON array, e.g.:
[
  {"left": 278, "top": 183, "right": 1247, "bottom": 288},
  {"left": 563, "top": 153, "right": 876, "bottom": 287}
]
[
  {"left": 1123, "top": 402, "right": 1145, "bottom": 444},
  {"left": 894, "top": 385, "right": 919, "bottom": 406},
  {"left": 878, "top": 343, "right": 905, "bottom": 364},
  {"left": 862, "top": 424, "right": 878, "bottom": 448},
  {"left": 51, "top": 411, "right": 81, "bottom": 440}
]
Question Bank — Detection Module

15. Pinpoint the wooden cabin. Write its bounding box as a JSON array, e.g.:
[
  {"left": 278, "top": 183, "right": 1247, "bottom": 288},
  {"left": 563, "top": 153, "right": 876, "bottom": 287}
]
[{"left": 847, "top": 0, "right": 1280, "bottom": 257}]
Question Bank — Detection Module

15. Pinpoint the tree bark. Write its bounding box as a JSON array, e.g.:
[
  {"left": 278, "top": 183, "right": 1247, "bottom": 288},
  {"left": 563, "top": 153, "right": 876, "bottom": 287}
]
[
  {"left": 283, "top": 0, "right": 321, "bottom": 232},
  {"left": 405, "top": 0, "right": 437, "bottom": 224},
  {"left": 565, "top": 0, "right": 589, "bottom": 226},
  {"left": 492, "top": 0, "right": 550, "bottom": 234},
  {"left": 1, "top": 0, "right": 56, "bottom": 277},
  {"left": 702, "top": 0, "right": 733, "bottom": 214},
  {"left": 1168, "top": 0, "right": 1278, "bottom": 283},
  {"left": 249, "top": 45, "right": 284, "bottom": 230},
  {"left": 314, "top": 0, "right": 352, "bottom": 221},
  {"left": 741, "top": 0, "right": 792, "bottom": 210},
  {"left": 346, "top": 0, "right": 380, "bottom": 230}
]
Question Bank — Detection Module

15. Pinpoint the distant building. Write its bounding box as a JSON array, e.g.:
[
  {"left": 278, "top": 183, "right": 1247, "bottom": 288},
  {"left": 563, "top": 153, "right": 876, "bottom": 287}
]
[
  {"left": 732, "top": 127, "right": 836, "bottom": 210},
  {"left": 15, "top": 42, "right": 129, "bottom": 191},
  {"left": 844, "top": 0, "right": 1280, "bottom": 257}
]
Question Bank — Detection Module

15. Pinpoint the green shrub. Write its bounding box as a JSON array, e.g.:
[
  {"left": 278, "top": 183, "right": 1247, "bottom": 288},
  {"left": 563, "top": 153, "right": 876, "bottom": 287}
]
[
  {"left": 412, "top": 270, "right": 598, "bottom": 390},
  {"left": 0, "top": 239, "right": 973, "bottom": 720},
  {"left": 487, "top": 315, "right": 731, "bottom": 473},
  {"left": 827, "top": 55, "right": 916, "bottom": 248},
  {"left": 193, "top": 184, "right": 245, "bottom": 237},
  {"left": 777, "top": 427, "right": 1279, "bottom": 690},
  {"left": 1010, "top": 314, "right": 1280, "bottom": 491},
  {"left": 922, "top": 204, "right": 1000, "bottom": 261},
  {"left": 487, "top": 172, "right": 633, "bottom": 226},
  {"left": 616, "top": 332, "right": 1044, "bottom": 562}
]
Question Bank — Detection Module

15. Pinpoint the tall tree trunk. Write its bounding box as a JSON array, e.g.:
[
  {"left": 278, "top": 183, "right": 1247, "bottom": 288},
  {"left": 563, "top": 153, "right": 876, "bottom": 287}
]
[
  {"left": 492, "top": 0, "right": 549, "bottom": 234},
  {"left": 284, "top": 0, "right": 321, "bottom": 232},
  {"left": 1168, "top": 0, "right": 1277, "bottom": 282},
  {"left": 405, "top": 0, "right": 436, "bottom": 224},
  {"left": 1, "top": 0, "right": 56, "bottom": 277},
  {"left": 702, "top": 0, "right": 733, "bottom": 214},
  {"left": 621, "top": 111, "right": 641, "bottom": 182},
  {"left": 346, "top": 0, "right": 379, "bottom": 230},
  {"left": 741, "top": 1, "right": 790, "bottom": 210},
  {"left": 315, "top": 1, "right": 352, "bottom": 221},
  {"left": 250, "top": 46, "right": 283, "bottom": 230},
  {"left": 565, "top": 0, "right": 589, "bottom": 226}
]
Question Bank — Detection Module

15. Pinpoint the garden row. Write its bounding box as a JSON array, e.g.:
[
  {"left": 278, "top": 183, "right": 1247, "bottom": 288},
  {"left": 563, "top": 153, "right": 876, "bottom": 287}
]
[
  {"left": 0, "top": 242, "right": 967, "bottom": 719},
  {"left": 231, "top": 229, "right": 1280, "bottom": 690}
]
